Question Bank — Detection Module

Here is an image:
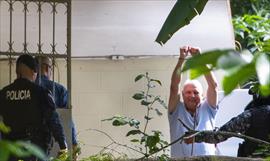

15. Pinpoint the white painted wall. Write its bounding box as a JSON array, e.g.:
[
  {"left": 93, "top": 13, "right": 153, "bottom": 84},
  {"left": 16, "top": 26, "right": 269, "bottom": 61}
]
[
  {"left": 72, "top": 0, "right": 234, "bottom": 56},
  {"left": 1, "top": 0, "right": 234, "bottom": 57},
  {"left": 70, "top": 58, "right": 181, "bottom": 158},
  {"left": 216, "top": 89, "right": 252, "bottom": 156}
]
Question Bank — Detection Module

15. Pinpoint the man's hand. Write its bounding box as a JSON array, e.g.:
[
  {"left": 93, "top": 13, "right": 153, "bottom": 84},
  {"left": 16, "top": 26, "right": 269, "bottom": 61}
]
[
  {"left": 183, "top": 131, "right": 196, "bottom": 144},
  {"left": 184, "top": 137, "right": 195, "bottom": 144},
  {"left": 180, "top": 46, "right": 189, "bottom": 59},
  {"left": 189, "top": 47, "right": 201, "bottom": 56}
]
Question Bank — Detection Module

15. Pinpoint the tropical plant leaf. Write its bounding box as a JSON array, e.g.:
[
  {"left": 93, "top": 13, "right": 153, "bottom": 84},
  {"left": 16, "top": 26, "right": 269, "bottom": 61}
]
[
  {"left": 132, "top": 93, "right": 144, "bottom": 100},
  {"left": 152, "top": 130, "right": 162, "bottom": 136},
  {"left": 130, "top": 139, "right": 139, "bottom": 143},
  {"left": 0, "top": 122, "right": 11, "bottom": 134},
  {"left": 0, "top": 141, "right": 10, "bottom": 161},
  {"left": 260, "top": 84, "right": 270, "bottom": 96},
  {"left": 135, "top": 74, "right": 144, "bottom": 82},
  {"left": 146, "top": 135, "right": 160, "bottom": 149},
  {"left": 240, "top": 50, "right": 254, "bottom": 63},
  {"left": 158, "top": 154, "right": 170, "bottom": 161},
  {"left": 6, "top": 141, "right": 31, "bottom": 157},
  {"left": 155, "top": 0, "right": 208, "bottom": 45},
  {"left": 141, "top": 100, "right": 152, "bottom": 106},
  {"left": 256, "top": 53, "right": 270, "bottom": 86},
  {"left": 128, "top": 119, "right": 140, "bottom": 128},
  {"left": 256, "top": 53, "right": 270, "bottom": 95},
  {"left": 16, "top": 141, "right": 47, "bottom": 160},
  {"left": 189, "top": 66, "right": 211, "bottom": 79},
  {"left": 150, "top": 79, "right": 162, "bottom": 86},
  {"left": 216, "top": 52, "right": 247, "bottom": 69},
  {"left": 182, "top": 49, "right": 234, "bottom": 72},
  {"left": 144, "top": 116, "right": 153, "bottom": 121},
  {"left": 112, "top": 119, "right": 128, "bottom": 126},
  {"left": 0, "top": 140, "right": 46, "bottom": 161},
  {"left": 126, "top": 130, "right": 142, "bottom": 137},
  {"left": 223, "top": 63, "right": 256, "bottom": 95}
]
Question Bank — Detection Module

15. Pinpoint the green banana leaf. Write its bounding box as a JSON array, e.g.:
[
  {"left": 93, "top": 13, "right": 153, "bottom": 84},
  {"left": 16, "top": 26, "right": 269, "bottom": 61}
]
[
  {"left": 182, "top": 50, "right": 270, "bottom": 96},
  {"left": 155, "top": 0, "right": 208, "bottom": 45}
]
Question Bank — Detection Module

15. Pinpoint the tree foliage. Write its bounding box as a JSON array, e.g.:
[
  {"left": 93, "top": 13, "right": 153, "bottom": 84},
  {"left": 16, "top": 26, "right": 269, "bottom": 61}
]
[
  {"left": 156, "top": 0, "right": 270, "bottom": 96},
  {"left": 155, "top": 0, "right": 208, "bottom": 45},
  {"left": 0, "top": 122, "right": 47, "bottom": 161},
  {"left": 92, "top": 73, "right": 169, "bottom": 160},
  {"left": 230, "top": 0, "right": 270, "bottom": 17}
]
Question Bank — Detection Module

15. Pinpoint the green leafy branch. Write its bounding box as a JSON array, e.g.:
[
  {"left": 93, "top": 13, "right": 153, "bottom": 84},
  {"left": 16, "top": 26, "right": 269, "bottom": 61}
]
[
  {"left": 181, "top": 50, "right": 270, "bottom": 96},
  {"left": 0, "top": 121, "right": 47, "bottom": 161},
  {"left": 101, "top": 73, "right": 169, "bottom": 159},
  {"left": 156, "top": 0, "right": 208, "bottom": 45}
]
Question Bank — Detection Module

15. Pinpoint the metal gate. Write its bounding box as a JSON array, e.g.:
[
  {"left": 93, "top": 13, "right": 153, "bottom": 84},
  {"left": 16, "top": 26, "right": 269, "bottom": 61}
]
[
  {"left": 0, "top": 0, "right": 73, "bottom": 158},
  {"left": 0, "top": 0, "right": 72, "bottom": 109}
]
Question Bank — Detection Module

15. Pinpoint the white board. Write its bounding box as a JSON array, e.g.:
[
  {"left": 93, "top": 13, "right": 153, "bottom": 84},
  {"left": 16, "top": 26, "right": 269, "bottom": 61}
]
[{"left": 216, "top": 89, "right": 252, "bottom": 156}]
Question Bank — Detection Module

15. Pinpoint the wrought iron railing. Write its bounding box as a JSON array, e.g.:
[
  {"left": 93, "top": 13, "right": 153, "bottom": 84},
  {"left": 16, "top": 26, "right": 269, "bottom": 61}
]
[{"left": 0, "top": 0, "right": 72, "bottom": 109}]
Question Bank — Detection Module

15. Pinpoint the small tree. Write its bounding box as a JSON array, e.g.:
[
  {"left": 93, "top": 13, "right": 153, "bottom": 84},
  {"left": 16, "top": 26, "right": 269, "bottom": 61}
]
[{"left": 88, "top": 72, "right": 169, "bottom": 161}]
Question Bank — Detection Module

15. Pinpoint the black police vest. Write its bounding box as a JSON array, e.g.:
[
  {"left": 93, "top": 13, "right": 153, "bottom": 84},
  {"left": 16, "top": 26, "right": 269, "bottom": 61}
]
[
  {"left": 0, "top": 78, "right": 49, "bottom": 141},
  {"left": 238, "top": 105, "right": 270, "bottom": 157}
]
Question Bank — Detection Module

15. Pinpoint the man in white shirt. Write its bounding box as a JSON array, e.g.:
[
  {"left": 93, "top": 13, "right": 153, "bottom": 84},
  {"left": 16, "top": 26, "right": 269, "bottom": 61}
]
[{"left": 168, "top": 46, "right": 218, "bottom": 157}]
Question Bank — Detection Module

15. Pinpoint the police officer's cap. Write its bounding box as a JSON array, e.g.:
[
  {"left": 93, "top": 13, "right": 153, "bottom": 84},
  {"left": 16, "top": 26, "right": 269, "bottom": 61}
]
[{"left": 16, "top": 54, "right": 38, "bottom": 72}]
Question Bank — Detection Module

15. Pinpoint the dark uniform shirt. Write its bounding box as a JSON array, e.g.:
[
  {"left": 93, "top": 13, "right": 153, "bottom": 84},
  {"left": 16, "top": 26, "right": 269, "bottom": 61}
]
[
  {"left": 196, "top": 105, "right": 270, "bottom": 157},
  {"left": 196, "top": 109, "right": 252, "bottom": 143},
  {"left": 0, "top": 78, "right": 67, "bottom": 151},
  {"left": 36, "top": 75, "right": 78, "bottom": 145}
]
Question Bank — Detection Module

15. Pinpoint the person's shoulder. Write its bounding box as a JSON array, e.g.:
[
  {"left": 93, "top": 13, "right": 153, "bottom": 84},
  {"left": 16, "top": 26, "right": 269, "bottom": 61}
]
[
  {"left": 55, "top": 81, "right": 66, "bottom": 89},
  {"left": 32, "top": 81, "right": 51, "bottom": 94},
  {"left": 202, "top": 99, "right": 218, "bottom": 109},
  {"left": 0, "top": 84, "right": 11, "bottom": 92},
  {"left": 40, "top": 77, "right": 53, "bottom": 85},
  {"left": 44, "top": 78, "right": 67, "bottom": 90},
  {"left": 54, "top": 81, "right": 68, "bottom": 93},
  {"left": 1, "top": 80, "right": 20, "bottom": 92},
  {"left": 173, "top": 101, "right": 185, "bottom": 112}
]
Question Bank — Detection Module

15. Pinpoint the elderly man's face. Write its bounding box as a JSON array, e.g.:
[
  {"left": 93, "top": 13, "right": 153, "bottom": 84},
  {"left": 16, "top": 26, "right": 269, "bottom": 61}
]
[{"left": 182, "top": 84, "right": 202, "bottom": 113}]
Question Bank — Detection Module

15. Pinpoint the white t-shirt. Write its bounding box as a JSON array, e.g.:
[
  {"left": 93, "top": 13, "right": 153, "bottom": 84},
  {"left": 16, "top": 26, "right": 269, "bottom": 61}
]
[{"left": 168, "top": 101, "right": 218, "bottom": 157}]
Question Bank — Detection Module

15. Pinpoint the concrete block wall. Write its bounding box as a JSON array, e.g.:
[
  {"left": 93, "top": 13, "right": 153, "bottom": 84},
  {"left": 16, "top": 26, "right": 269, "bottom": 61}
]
[
  {"left": 0, "top": 57, "right": 223, "bottom": 159},
  {"left": 69, "top": 58, "right": 177, "bottom": 159}
]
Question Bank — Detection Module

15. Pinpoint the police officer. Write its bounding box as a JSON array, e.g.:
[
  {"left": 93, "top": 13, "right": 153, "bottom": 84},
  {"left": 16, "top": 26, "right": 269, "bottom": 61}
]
[
  {"left": 0, "top": 54, "right": 68, "bottom": 161},
  {"left": 35, "top": 56, "right": 80, "bottom": 160},
  {"left": 190, "top": 89, "right": 270, "bottom": 158}
]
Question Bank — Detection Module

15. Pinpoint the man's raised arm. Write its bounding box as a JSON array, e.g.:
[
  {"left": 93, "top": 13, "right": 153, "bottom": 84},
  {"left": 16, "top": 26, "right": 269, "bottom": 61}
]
[
  {"left": 189, "top": 47, "right": 218, "bottom": 108},
  {"left": 168, "top": 47, "right": 188, "bottom": 113}
]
